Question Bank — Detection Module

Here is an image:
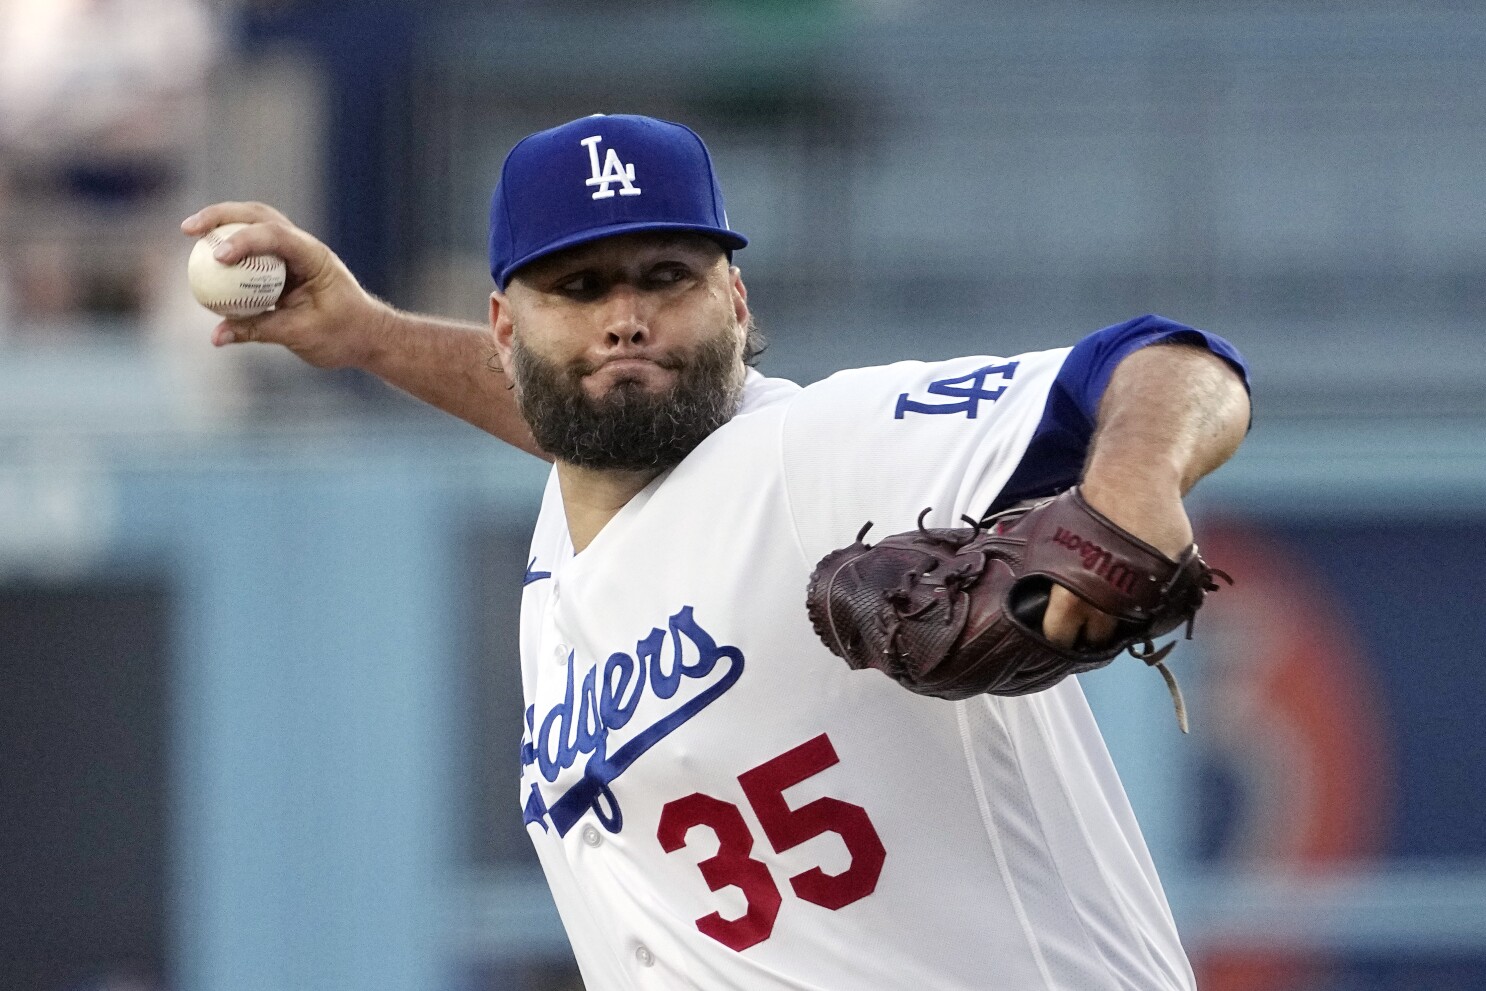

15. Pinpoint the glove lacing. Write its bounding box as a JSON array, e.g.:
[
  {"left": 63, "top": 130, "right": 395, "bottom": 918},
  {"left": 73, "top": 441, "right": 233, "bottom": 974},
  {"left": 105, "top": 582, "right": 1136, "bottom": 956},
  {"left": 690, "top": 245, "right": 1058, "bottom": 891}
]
[
  {"left": 1128, "top": 554, "right": 1234, "bottom": 733},
  {"left": 879, "top": 510, "right": 987, "bottom": 664}
]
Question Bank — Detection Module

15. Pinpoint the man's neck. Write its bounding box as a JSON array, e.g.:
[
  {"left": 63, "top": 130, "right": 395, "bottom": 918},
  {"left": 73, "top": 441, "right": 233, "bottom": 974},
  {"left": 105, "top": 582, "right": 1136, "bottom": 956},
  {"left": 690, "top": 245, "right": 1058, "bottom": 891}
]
[{"left": 556, "top": 463, "right": 665, "bottom": 553}]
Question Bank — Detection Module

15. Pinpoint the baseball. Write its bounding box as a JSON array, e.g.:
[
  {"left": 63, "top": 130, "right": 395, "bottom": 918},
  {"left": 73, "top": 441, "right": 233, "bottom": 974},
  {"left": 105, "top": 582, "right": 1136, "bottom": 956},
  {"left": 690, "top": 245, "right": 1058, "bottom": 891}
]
[{"left": 187, "top": 223, "right": 286, "bottom": 318}]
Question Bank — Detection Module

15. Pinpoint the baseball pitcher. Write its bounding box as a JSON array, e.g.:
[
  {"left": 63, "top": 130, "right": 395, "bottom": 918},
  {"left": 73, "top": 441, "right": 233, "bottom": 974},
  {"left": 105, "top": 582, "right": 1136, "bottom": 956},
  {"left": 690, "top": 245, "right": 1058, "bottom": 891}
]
[{"left": 185, "top": 113, "right": 1251, "bottom": 990}]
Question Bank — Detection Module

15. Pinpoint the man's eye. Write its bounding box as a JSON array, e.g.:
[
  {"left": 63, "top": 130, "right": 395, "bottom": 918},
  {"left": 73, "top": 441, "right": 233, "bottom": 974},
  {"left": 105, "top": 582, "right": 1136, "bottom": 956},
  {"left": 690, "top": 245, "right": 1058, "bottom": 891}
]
[
  {"left": 555, "top": 274, "right": 602, "bottom": 297},
  {"left": 647, "top": 264, "right": 690, "bottom": 286}
]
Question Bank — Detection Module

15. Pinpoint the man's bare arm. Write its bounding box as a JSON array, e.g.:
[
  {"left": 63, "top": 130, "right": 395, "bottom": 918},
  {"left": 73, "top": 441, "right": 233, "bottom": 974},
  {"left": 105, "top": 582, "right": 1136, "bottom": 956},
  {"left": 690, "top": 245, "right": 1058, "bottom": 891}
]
[
  {"left": 1042, "top": 342, "right": 1251, "bottom": 647},
  {"left": 182, "top": 202, "right": 546, "bottom": 460},
  {"left": 359, "top": 309, "right": 542, "bottom": 456}
]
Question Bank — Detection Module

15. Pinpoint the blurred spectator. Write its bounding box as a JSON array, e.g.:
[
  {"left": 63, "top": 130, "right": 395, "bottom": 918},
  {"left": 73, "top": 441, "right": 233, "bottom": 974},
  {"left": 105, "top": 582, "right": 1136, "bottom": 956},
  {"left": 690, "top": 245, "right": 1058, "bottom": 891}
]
[{"left": 0, "top": 0, "right": 218, "bottom": 327}]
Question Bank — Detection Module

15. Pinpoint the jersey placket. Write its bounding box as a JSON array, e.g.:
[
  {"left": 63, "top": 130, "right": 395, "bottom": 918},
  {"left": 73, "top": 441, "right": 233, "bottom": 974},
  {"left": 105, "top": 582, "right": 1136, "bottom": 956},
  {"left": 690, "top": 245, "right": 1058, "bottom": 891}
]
[{"left": 539, "top": 563, "right": 699, "bottom": 990}]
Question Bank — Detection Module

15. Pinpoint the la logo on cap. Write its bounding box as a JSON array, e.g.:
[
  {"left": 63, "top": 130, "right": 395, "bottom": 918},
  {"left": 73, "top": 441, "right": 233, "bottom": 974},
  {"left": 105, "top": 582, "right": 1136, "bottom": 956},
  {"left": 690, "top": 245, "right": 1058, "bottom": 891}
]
[{"left": 580, "top": 135, "right": 642, "bottom": 200}]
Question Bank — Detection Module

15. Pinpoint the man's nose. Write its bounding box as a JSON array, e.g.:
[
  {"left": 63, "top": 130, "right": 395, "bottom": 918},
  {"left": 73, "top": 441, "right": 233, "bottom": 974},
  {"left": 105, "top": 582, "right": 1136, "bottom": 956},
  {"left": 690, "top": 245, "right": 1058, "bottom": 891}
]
[{"left": 600, "top": 285, "right": 652, "bottom": 347}]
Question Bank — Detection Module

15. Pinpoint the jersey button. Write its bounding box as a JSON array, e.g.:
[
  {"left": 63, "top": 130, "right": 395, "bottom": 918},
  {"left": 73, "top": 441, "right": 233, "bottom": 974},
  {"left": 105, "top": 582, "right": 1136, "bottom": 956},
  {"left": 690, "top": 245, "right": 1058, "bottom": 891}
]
[
  {"left": 553, "top": 644, "right": 570, "bottom": 665},
  {"left": 634, "top": 945, "right": 655, "bottom": 967},
  {"left": 582, "top": 824, "right": 603, "bottom": 847}
]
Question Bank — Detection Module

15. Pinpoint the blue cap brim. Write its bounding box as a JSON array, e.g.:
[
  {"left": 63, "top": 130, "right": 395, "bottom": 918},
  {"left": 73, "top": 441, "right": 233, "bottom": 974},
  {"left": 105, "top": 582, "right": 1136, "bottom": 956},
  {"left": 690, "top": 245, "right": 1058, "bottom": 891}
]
[{"left": 495, "top": 221, "right": 748, "bottom": 290}]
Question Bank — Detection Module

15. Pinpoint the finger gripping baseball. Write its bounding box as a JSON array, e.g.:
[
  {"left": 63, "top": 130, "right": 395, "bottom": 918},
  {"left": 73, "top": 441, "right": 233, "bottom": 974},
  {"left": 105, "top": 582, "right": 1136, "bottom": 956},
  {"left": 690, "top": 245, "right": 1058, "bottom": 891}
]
[{"left": 804, "top": 487, "right": 1230, "bottom": 730}]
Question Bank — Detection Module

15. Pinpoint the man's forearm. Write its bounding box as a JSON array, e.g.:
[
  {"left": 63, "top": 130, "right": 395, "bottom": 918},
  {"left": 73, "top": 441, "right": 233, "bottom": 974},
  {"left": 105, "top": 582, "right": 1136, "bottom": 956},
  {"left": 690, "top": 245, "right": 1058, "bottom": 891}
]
[
  {"left": 364, "top": 311, "right": 547, "bottom": 460},
  {"left": 1087, "top": 343, "right": 1248, "bottom": 490},
  {"left": 1040, "top": 341, "right": 1248, "bottom": 646},
  {"left": 1080, "top": 343, "right": 1250, "bottom": 554}
]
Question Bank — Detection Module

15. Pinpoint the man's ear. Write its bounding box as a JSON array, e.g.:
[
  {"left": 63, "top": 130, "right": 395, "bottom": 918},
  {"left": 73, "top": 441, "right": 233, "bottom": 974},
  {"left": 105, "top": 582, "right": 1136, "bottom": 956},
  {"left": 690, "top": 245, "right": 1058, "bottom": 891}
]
[
  {"left": 730, "top": 267, "right": 750, "bottom": 326},
  {"left": 490, "top": 290, "right": 515, "bottom": 368}
]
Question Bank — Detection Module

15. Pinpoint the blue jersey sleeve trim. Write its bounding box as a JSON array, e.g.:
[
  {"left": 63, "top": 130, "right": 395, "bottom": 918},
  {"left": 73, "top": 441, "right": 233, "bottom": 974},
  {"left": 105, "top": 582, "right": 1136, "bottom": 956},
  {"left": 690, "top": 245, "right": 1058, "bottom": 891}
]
[{"left": 984, "top": 314, "right": 1251, "bottom": 516}]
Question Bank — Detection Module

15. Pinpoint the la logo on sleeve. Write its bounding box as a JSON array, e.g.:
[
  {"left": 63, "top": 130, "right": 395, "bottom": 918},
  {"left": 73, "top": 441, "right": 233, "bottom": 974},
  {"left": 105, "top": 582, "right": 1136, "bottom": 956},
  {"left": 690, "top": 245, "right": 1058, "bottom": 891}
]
[
  {"left": 895, "top": 360, "right": 1019, "bottom": 419},
  {"left": 581, "top": 135, "right": 642, "bottom": 200}
]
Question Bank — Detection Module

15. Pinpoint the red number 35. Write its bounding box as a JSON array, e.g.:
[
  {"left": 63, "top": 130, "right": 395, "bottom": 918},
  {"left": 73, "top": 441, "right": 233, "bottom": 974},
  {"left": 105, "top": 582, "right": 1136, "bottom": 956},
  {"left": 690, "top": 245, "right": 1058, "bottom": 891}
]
[{"left": 656, "top": 734, "right": 887, "bottom": 951}]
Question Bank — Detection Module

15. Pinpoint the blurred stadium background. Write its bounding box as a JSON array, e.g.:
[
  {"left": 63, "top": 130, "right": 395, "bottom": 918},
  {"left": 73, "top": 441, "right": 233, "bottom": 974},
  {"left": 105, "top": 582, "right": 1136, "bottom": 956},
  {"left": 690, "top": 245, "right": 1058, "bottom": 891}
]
[{"left": 1, "top": 1, "right": 1484, "bottom": 989}]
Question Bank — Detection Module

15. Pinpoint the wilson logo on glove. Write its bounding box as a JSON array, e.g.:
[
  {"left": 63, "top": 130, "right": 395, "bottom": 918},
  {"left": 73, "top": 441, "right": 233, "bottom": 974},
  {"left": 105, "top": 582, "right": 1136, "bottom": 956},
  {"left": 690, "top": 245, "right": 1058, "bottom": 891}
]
[{"left": 1050, "top": 528, "right": 1140, "bottom": 594}]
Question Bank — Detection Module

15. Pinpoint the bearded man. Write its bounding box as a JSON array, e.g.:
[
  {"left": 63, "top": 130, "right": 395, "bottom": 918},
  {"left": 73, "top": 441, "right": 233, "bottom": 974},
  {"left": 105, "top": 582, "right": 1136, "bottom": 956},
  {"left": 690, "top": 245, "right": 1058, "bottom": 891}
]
[{"left": 185, "top": 113, "right": 1249, "bottom": 991}]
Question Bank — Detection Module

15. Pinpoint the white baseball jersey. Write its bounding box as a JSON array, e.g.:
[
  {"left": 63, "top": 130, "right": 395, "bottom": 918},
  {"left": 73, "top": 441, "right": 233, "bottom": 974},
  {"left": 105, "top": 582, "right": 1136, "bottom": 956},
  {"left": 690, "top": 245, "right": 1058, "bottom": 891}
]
[{"left": 516, "top": 349, "right": 1195, "bottom": 990}]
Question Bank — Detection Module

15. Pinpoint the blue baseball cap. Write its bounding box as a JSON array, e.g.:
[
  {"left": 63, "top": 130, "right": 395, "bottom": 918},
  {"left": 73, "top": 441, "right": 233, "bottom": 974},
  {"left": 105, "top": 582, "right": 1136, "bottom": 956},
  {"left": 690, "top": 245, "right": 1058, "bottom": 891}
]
[{"left": 488, "top": 113, "right": 749, "bottom": 290}]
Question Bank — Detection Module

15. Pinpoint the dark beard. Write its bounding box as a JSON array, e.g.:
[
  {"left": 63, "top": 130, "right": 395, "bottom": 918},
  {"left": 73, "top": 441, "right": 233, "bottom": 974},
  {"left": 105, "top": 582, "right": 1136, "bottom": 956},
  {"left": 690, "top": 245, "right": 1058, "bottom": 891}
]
[{"left": 510, "top": 328, "right": 745, "bottom": 472}]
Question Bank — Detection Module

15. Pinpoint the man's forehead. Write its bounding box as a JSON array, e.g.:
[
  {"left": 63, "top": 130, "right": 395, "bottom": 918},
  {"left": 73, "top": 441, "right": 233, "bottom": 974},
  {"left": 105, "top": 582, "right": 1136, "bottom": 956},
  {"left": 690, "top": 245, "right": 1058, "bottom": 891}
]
[{"left": 519, "top": 231, "right": 726, "bottom": 278}]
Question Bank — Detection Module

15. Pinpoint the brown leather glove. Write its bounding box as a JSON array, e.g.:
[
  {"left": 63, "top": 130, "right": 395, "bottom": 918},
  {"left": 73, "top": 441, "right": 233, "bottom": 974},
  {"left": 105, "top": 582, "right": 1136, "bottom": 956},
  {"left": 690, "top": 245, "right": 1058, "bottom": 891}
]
[{"left": 805, "top": 487, "right": 1229, "bottom": 731}]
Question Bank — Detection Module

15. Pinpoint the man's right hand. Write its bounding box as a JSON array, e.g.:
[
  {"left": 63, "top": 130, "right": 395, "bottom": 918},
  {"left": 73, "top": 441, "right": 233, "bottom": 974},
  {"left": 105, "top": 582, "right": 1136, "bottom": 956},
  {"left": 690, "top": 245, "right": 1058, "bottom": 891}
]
[
  {"left": 183, "top": 201, "right": 546, "bottom": 458},
  {"left": 181, "top": 202, "right": 394, "bottom": 370}
]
